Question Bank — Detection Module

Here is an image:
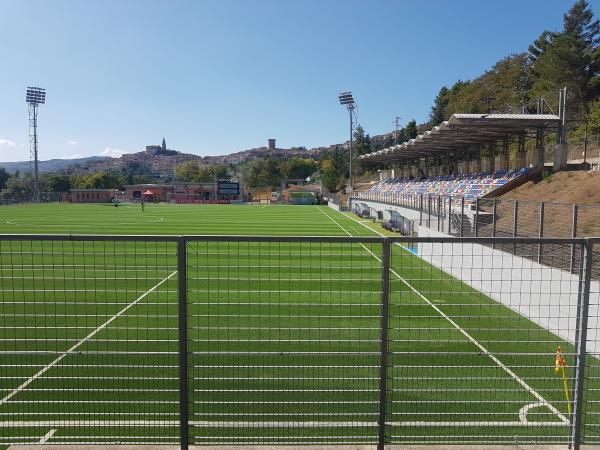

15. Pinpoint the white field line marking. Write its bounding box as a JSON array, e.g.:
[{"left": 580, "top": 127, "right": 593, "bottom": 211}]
[
  {"left": 318, "top": 207, "right": 569, "bottom": 425},
  {"left": 38, "top": 428, "right": 56, "bottom": 444},
  {"left": 519, "top": 401, "right": 555, "bottom": 425},
  {"left": 0, "top": 420, "right": 567, "bottom": 428},
  {"left": 0, "top": 270, "right": 177, "bottom": 407}
]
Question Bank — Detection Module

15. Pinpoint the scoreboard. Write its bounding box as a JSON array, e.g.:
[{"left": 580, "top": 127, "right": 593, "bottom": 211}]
[{"left": 218, "top": 181, "right": 240, "bottom": 195}]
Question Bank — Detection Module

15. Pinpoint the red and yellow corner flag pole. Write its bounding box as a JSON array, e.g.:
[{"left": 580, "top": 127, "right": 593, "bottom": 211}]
[{"left": 555, "top": 346, "right": 571, "bottom": 416}]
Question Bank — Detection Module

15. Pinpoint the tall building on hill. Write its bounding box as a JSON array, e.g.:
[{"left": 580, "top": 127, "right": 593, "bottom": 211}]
[
  {"left": 146, "top": 145, "right": 161, "bottom": 154},
  {"left": 147, "top": 138, "right": 170, "bottom": 155}
]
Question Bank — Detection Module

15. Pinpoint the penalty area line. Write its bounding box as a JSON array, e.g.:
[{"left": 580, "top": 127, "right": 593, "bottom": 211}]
[
  {"left": 0, "top": 270, "right": 178, "bottom": 407},
  {"left": 318, "top": 207, "right": 569, "bottom": 425}
]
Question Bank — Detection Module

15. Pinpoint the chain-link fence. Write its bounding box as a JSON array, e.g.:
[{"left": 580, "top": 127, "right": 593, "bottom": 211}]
[{"left": 0, "top": 235, "right": 598, "bottom": 449}]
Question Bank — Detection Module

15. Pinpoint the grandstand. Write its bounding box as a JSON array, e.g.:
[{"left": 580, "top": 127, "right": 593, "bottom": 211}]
[
  {"left": 358, "top": 113, "right": 564, "bottom": 173},
  {"left": 363, "top": 168, "right": 529, "bottom": 204}
]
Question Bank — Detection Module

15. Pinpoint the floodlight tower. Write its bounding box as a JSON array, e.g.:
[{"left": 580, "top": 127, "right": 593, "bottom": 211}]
[
  {"left": 26, "top": 86, "right": 46, "bottom": 203},
  {"left": 338, "top": 91, "right": 357, "bottom": 192}
]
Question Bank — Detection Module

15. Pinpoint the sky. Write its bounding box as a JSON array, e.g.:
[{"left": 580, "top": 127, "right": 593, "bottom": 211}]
[{"left": 0, "top": 0, "right": 591, "bottom": 162}]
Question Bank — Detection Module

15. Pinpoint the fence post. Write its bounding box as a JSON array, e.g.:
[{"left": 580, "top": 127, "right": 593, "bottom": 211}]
[
  {"left": 419, "top": 195, "right": 423, "bottom": 226},
  {"left": 378, "top": 238, "right": 391, "bottom": 450},
  {"left": 437, "top": 196, "right": 441, "bottom": 232},
  {"left": 460, "top": 197, "right": 464, "bottom": 237},
  {"left": 492, "top": 199, "right": 497, "bottom": 249},
  {"left": 570, "top": 205, "right": 578, "bottom": 273},
  {"left": 447, "top": 196, "right": 452, "bottom": 235},
  {"left": 474, "top": 198, "right": 479, "bottom": 237},
  {"left": 571, "top": 239, "right": 593, "bottom": 450},
  {"left": 177, "top": 237, "right": 189, "bottom": 450},
  {"left": 538, "top": 202, "right": 544, "bottom": 263},
  {"left": 513, "top": 200, "right": 518, "bottom": 254},
  {"left": 427, "top": 195, "right": 431, "bottom": 228}
]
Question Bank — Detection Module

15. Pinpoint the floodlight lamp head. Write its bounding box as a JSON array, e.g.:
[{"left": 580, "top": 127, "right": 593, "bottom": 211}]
[
  {"left": 338, "top": 91, "right": 355, "bottom": 107},
  {"left": 26, "top": 87, "right": 46, "bottom": 105}
]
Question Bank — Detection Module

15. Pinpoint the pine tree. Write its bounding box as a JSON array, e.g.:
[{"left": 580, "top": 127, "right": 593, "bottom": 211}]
[
  {"left": 404, "top": 120, "right": 418, "bottom": 139},
  {"left": 529, "top": 1, "right": 599, "bottom": 112},
  {"left": 429, "top": 86, "right": 449, "bottom": 125},
  {"left": 563, "top": 0, "right": 599, "bottom": 47}
]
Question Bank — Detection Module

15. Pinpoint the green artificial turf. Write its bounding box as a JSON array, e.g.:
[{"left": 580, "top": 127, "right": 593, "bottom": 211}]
[{"left": 0, "top": 203, "right": 597, "bottom": 446}]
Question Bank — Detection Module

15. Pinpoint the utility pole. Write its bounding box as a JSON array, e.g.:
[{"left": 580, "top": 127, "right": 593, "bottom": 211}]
[{"left": 394, "top": 116, "right": 402, "bottom": 144}]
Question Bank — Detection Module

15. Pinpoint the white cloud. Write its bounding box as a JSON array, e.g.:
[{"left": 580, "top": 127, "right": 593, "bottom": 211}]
[
  {"left": 0, "top": 138, "right": 16, "bottom": 148},
  {"left": 101, "top": 147, "right": 128, "bottom": 158},
  {"left": 62, "top": 154, "right": 84, "bottom": 159},
  {"left": 67, "top": 140, "right": 79, "bottom": 145}
]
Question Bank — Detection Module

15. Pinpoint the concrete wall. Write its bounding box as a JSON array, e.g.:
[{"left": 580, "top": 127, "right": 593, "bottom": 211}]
[
  {"left": 350, "top": 198, "right": 421, "bottom": 222},
  {"left": 418, "top": 225, "right": 599, "bottom": 354},
  {"left": 326, "top": 200, "right": 340, "bottom": 212},
  {"left": 349, "top": 198, "right": 599, "bottom": 353}
]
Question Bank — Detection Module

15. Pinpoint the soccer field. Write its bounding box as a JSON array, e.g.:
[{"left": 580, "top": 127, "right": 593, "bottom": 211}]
[{"left": 0, "top": 203, "right": 597, "bottom": 447}]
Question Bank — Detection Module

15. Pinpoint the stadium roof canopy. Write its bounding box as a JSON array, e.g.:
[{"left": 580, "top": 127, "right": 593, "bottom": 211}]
[{"left": 359, "top": 113, "right": 561, "bottom": 163}]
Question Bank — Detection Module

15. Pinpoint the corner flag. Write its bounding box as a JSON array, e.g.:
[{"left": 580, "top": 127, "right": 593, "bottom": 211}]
[{"left": 555, "top": 346, "right": 571, "bottom": 416}]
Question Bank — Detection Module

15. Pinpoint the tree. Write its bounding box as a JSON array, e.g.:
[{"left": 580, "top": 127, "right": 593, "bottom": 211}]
[
  {"left": 123, "top": 173, "right": 151, "bottom": 185},
  {"left": 0, "top": 168, "right": 9, "bottom": 191},
  {"left": 281, "top": 158, "right": 316, "bottom": 180},
  {"left": 44, "top": 174, "right": 71, "bottom": 192},
  {"left": 529, "top": 1, "right": 600, "bottom": 114},
  {"left": 353, "top": 125, "right": 372, "bottom": 156},
  {"left": 404, "top": 119, "right": 418, "bottom": 139},
  {"left": 564, "top": 0, "right": 599, "bottom": 47},
  {"left": 174, "top": 160, "right": 201, "bottom": 181},
  {"left": 441, "top": 55, "right": 531, "bottom": 116},
  {"left": 0, "top": 174, "right": 35, "bottom": 201},
  {"left": 319, "top": 159, "right": 345, "bottom": 192},
  {"left": 71, "top": 171, "right": 124, "bottom": 189},
  {"left": 242, "top": 156, "right": 281, "bottom": 188},
  {"left": 87, "top": 171, "right": 124, "bottom": 189},
  {"left": 429, "top": 86, "right": 449, "bottom": 125},
  {"left": 175, "top": 161, "right": 230, "bottom": 182},
  {"left": 212, "top": 164, "right": 230, "bottom": 180}
]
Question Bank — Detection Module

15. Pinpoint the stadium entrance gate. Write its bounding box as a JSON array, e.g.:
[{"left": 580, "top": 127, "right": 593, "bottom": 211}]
[{"left": 0, "top": 235, "right": 598, "bottom": 449}]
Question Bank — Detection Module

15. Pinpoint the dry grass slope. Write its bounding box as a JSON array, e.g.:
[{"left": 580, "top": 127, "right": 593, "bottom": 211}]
[{"left": 500, "top": 171, "right": 600, "bottom": 205}]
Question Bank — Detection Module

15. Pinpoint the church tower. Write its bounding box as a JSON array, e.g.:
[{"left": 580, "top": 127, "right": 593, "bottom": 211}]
[{"left": 161, "top": 137, "right": 167, "bottom": 152}]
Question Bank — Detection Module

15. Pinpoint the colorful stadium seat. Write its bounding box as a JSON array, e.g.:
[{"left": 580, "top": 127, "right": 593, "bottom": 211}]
[{"left": 362, "top": 168, "right": 528, "bottom": 204}]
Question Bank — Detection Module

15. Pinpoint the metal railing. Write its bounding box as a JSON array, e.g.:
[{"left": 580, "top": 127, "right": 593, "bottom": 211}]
[
  {"left": 353, "top": 192, "right": 600, "bottom": 278},
  {"left": 0, "top": 234, "right": 598, "bottom": 449}
]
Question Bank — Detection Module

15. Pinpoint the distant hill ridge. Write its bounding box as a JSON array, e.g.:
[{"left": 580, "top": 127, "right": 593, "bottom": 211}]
[
  {"left": 0, "top": 129, "right": 398, "bottom": 176},
  {"left": 0, "top": 156, "right": 108, "bottom": 173}
]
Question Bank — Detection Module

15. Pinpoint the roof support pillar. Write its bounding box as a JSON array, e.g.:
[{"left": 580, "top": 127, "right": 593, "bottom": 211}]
[
  {"left": 535, "top": 129, "right": 545, "bottom": 170},
  {"left": 488, "top": 142, "right": 496, "bottom": 174},
  {"left": 518, "top": 131, "right": 526, "bottom": 169},
  {"left": 554, "top": 86, "right": 569, "bottom": 172},
  {"left": 502, "top": 138, "right": 510, "bottom": 171},
  {"left": 474, "top": 146, "right": 482, "bottom": 173},
  {"left": 453, "top": 152, "right": 459, "bottom": 176}
]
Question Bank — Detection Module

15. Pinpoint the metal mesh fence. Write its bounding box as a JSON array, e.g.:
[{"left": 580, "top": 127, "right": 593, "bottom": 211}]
[
  {"left": 386, "top": 238, "right": 585, "bottom": 445},
  {"left": 0, "top": 237, "right": 179, "bottom": 446},
  {"left": 354, "top": 194, "right": 600, "bottom": 279},
  {"left": 185, "top": 237, "right": 384, "bottom": 445},
  {"left": 0, "top": 235, "right": 597, "bottom": 449},
  {"left": 582, "top": 246, "right": 600, "bottom": 444}
]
